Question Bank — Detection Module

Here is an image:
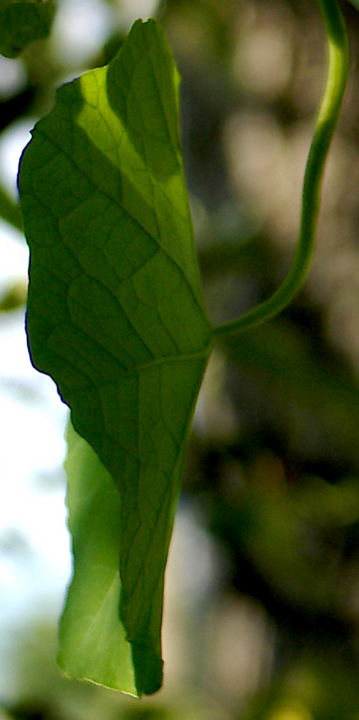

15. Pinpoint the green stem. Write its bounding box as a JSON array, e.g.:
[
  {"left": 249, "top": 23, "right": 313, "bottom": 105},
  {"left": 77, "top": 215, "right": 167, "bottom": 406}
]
[{"left": 213, "top": 0, "right": 349, "bottom": 339}]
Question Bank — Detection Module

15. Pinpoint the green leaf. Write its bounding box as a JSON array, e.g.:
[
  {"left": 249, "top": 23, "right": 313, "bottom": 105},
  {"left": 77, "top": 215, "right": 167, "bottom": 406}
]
[
  {"left": 0, "top": 1, "right": 55, "bottom": 58},
  {"left": 58, "top": 422, "right": 137, "bottom": 696},
  {"left": 19, "top": 18, "right": 212, "bottom": 695}
]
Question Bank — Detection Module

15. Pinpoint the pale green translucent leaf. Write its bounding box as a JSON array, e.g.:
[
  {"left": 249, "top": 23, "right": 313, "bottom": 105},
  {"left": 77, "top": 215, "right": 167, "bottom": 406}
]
[
  {"left": 58, "top": 422, "right": 137, "bottom": 696},
  {"left": 0, "top": 1, "right": 55, "bottom": 58},
  {"left": 19, "top": 19, "right": 212, "bottom": 695}
]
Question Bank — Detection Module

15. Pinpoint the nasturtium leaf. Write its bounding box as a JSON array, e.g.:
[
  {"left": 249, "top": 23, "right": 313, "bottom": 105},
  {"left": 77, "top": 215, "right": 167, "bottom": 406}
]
[
  {"left": 19, "top": 18, "right": 213, "bottom": 695},
  {"left": 0, "top": 1, "right": 56, "bottom": 58}
]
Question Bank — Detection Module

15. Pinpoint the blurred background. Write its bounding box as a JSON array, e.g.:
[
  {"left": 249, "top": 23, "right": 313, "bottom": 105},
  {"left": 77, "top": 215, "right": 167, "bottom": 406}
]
[{"left": 2, "top": 0, "right": 359, "bottom": 717}]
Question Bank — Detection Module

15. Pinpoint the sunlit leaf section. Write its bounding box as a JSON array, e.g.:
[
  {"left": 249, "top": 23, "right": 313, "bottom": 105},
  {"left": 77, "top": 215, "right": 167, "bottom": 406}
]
[{"left": 58, "top": 423, "right": 137, "bottom": 696}]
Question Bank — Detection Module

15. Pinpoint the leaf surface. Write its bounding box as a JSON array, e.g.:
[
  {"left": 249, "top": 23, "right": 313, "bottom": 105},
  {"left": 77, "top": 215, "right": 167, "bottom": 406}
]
[
  {"left": 19, "top": 19, "right": 212, "bottom": 695},
  {"left": 58, "top": 423, "right": 137, "bottom": 695},
  {"left": 0, "top": 1, "right": 55, "bottom": 58}
]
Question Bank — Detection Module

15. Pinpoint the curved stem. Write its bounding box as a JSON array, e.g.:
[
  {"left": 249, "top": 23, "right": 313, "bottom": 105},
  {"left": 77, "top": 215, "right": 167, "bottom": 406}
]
[{"left": 213, "top": 0, "right": 349, "bottom": 339}]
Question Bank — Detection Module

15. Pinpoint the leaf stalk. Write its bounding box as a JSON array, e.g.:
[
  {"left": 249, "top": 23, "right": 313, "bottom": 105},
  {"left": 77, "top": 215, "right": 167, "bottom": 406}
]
[{"left": 213, "top": 0, "right": 349, "bottom": 338}]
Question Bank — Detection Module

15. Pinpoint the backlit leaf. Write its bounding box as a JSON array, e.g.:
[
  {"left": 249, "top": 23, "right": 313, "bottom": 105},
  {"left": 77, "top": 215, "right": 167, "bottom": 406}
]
[
  {"left": 58, "top": 422, "right": 137, "bottom": 696},
  {"left": 19, "top": 19, "right": 212, "bottom": 694}
]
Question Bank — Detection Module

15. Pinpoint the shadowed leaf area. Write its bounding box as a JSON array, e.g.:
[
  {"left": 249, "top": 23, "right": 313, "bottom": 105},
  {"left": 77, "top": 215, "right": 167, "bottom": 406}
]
[{"left": 18, "top": 18, "right": 212, "bottom": 696}]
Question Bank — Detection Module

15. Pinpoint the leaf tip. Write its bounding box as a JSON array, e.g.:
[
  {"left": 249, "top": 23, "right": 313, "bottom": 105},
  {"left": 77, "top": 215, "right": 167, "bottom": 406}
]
[{"left": 131, "top": 643, "right": 163, "bottom": 696}]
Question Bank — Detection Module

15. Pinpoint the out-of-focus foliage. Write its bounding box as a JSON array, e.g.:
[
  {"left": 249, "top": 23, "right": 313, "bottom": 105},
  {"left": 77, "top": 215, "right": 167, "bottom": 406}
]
[
  {"left": 0, "top": 1, "right": 56, "bottom": 59},
  {"left": 3, "top": 0, "right": 359, "bottom": 717}
]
